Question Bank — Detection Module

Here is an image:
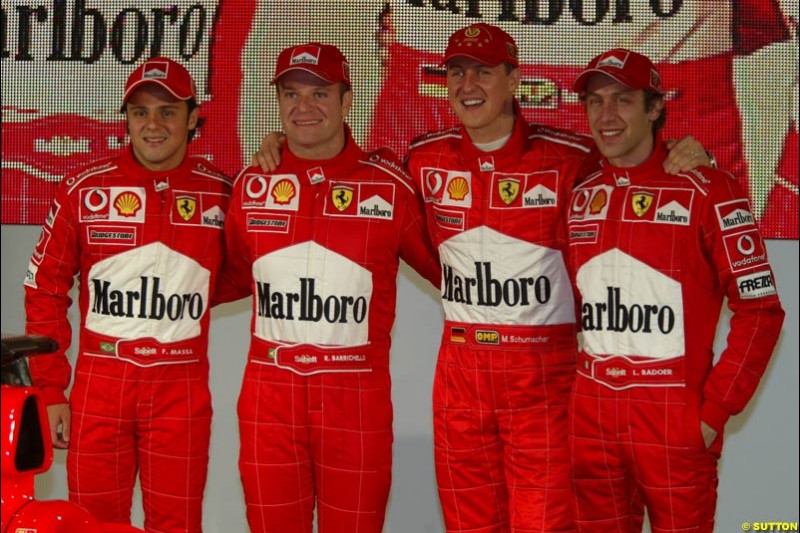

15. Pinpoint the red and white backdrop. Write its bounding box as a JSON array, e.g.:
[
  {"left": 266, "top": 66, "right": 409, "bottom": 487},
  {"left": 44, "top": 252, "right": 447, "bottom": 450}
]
[{"left": 2, "top": 0, "right": 797, "bottom": 238}]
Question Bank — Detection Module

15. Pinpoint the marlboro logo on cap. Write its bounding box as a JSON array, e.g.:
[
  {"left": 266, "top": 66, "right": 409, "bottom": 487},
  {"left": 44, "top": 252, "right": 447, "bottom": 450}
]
[{"left": 290, "top": 45, "right": 322, "bottom": 65}]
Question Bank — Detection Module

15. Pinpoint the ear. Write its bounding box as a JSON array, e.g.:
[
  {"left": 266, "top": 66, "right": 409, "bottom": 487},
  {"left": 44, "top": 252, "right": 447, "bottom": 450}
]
[
  {"left": 647, "top": 96, "right": 664, "bottom": 123},
  {"left": 187, "top": 105, "right": 200, "bottom": 130},
  {"left": 508, "top": 66, "right": 521, "bottom": 94},
  {"left": 342, "top": 88, "right": 354, "bottom": 118}
]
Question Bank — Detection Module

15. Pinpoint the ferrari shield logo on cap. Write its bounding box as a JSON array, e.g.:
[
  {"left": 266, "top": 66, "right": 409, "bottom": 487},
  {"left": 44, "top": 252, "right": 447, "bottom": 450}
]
[
  {"left": 176, "top": 195, "right": 197, "bottom": 221},
  {"left": 631, "top": 192, "right": 654, "bottom": 217},
  {"left": 331, "top": 185, "right": 354, "bottom": 211}
]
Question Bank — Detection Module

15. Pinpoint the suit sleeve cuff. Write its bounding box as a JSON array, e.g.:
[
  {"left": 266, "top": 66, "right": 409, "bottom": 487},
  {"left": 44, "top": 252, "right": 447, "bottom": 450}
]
[
  {"left": 701, "top": 400, "right": 731, "bottom": 433},
  {"left": 39, "top": 386, "right": 68, "bottom": 406}
]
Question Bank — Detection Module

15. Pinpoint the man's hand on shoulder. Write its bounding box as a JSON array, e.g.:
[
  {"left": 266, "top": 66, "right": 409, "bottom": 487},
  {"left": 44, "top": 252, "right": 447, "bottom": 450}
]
[
  {"left": 663, "top": 136, "right": 713, "bottom": 174},
  {"left": 251, "top": 132, "right": 286, "bottom": 172}
]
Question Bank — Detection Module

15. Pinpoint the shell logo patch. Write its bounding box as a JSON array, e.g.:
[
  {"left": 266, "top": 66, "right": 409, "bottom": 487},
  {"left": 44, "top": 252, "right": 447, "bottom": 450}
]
[
  {"left": 447, "top": 176, "right": 470, "bottom": 201},
  {"left": 271, "top": 178, "right": 296, "bottom": 205},
  {"left": 114, "top": 192, "right": 142, "bottom": 217},
  {"left": 589, "top": 189, "right": 607, "bottom": 214}
]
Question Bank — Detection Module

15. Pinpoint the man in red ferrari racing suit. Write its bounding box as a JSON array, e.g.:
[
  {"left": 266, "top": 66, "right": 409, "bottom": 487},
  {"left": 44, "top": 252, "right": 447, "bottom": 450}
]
[
  {"left": 404, "top": 23, "right": 592, "bottom": 533},
  {"left": 223, "top": 42, "right": 440, "bottom": 533},
  {"left": 565, "top": 49, "right": 785, "bottom": 533},
  {"left": 24, "top": 57, "right": 234, "bottom": 532}
]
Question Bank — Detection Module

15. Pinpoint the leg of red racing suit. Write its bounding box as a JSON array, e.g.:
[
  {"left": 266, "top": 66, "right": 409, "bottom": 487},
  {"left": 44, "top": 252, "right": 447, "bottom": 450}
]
[
  {"left": 138, "top": 363, "right": 212, "bottom": 533},
  {"left": 570, "top": 376, "right": 643, "bottom": 533},
  {"left": 238, "top": 362, "right": 315, "bottom": 533},
  {"left": 434, "top": 332, "right": 576, "bottom": 533},
  {"left": 314, "top": 371, "right": 393, "bottom": 531},
  {"left": 499, "top": 346, "right": 575, "bottom": 533},
  {"left": 434, "top": 343, "right": 511, "bottom": 533},
  {"left": 629, "top": 388, "right": 719, "bottom": 533},
  {"left": 238, "top": 362, "right": 393, "bottom": 533},
  {"left": 571, "top": 377, "right": 718, "bottom": 533},
  {"left": 67, "top": 357, "right": 212, "bottom": 533},
  {"left": 67, "top": 357, "right": 138, "bottom": 525}
]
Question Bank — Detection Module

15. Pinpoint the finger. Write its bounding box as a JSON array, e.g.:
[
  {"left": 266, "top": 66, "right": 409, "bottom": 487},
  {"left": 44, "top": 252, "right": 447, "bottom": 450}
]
[
  {"left": 252, "top": 152, "right": 268, "bottom": 172},
  {"left": 61, "top": 412, "right": 71, "bottom": 443},
  {"left": 663, "top": 154, "right": 684, "bottom": 175},
  {"left": 53, "top": 435, "right": 69, "bottom": 450}
]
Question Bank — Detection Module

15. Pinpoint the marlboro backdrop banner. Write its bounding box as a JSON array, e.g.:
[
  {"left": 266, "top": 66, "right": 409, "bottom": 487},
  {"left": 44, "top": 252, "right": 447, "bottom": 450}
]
[{"left": 2, "top": 0, "right": 797, "bottom": 238}]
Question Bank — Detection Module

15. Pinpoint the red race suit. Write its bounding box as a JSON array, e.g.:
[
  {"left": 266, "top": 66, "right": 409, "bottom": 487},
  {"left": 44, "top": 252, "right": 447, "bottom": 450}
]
[
  {"left": 405, "top": 112, "right": 593, "bottom": 533},
  {"left": 24, "top": 147, "right": 234, "bottom": 532},
  {"left": 223, "top": 131, "right": 440, "bottom": 533},
  {"left": 565, "top": 140, "right": 785, "bottom": 533}
]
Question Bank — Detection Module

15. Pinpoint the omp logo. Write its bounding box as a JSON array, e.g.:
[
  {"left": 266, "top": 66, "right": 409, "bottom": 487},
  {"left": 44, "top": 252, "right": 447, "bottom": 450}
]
[{"left": 475, "top": 330, "right": 500, "bottom": 344}]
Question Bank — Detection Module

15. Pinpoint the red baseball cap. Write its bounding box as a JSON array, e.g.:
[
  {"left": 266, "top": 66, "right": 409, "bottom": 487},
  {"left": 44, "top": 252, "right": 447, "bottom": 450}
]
[
  {"left": 442, "top": 23, "right": 519, "bottom": 67},
  {"left": 122, "top": 57, "right": 197, "bottom": 105},
  {"left": 271, "top": 43, "right": 351, "bottom": 86},
  {"left": 573, "top": 48, "right": 663, "bottom": 94}
]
